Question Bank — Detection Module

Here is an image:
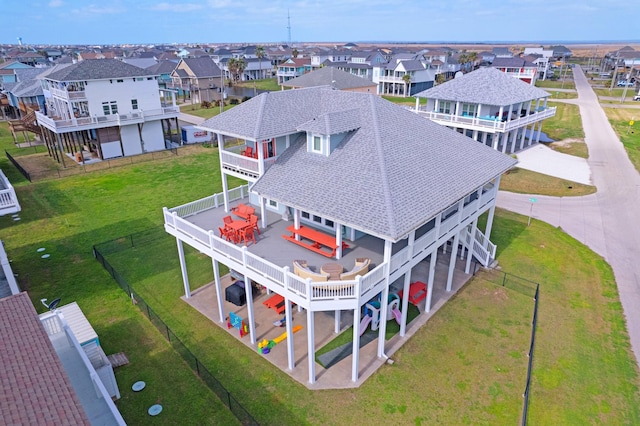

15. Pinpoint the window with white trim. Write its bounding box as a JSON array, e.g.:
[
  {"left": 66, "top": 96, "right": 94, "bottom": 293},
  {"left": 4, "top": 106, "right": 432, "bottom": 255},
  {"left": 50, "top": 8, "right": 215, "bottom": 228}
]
[
  {"left": 131, "top": 99, "right": 138, "bottom": 110},
  {"left": 438, "top": 101, "right": 451, "bottom": 114},
  {"left": 102, "top": 101, "right": 117, "bottom": 115},
  {"left": 312, "top": 135, "right": 322, "bottom": 153},
  {"left": 461, "top": 103, "right": 476, "bottom": 116}
]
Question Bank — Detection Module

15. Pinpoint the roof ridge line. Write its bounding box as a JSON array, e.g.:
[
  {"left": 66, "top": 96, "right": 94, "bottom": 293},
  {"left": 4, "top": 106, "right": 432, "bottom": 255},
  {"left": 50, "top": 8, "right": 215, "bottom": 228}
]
[
  {"left": 368, "top": 96, "right": 397, "bottom": 237},
  {"left": 252, "top": 92, "right": 268, "bottom": 139}
]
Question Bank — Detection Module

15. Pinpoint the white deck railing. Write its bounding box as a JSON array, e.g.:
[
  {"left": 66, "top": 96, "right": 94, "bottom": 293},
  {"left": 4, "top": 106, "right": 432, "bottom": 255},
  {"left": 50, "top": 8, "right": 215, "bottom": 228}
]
[
  {"left": 35, "top": 107, "right": 180, "bottom": 131},
  {"left": 415, "top": 107, "right": 556, "bottom": 132},
  {"left": 0, "top": 170, "right": 20, "bottom": 215},
  {"left": 165, "top": 182, "right": 499, "bottom": 310}
]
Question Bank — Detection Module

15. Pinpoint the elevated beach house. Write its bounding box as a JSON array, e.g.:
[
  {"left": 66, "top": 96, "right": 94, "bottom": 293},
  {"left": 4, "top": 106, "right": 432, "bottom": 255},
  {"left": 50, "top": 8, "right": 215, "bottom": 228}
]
[
  {"left": 413, "top": 67, "right": 556, "bottom": 153},
  {"left": 163, "top": 86, "right": 516, "bottom": 387},
  {"left": 36, "top": 59, "right": 179, "bottom": 161}
]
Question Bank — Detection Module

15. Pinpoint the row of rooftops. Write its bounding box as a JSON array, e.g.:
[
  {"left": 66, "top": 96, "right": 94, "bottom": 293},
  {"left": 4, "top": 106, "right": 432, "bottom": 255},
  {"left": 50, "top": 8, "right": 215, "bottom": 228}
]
[{"left": 0, "top": 42, "right": 575, "bottom": 66}]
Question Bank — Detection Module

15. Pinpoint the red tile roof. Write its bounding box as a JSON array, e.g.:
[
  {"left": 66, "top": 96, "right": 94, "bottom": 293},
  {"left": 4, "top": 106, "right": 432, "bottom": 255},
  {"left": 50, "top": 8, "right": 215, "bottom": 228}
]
[{"left": 0, "top": 293, "right": 90, "bottom": 425}]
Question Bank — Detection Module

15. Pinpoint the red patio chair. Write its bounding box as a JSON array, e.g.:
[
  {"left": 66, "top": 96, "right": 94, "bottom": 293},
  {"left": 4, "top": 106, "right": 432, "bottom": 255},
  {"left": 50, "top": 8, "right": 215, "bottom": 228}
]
[
  {"left": 223, "top": 215, "right": 233, "bottom": 224},
  {"left": 219, "top": 227, "right": 234, "bottom": 242},
  {"left": 248, "top": 214, "right": 261, "bottom": 235},
  {"left": 241, "top": 227, "right": 256, "bottom": 246},
  {"left": 241, "top": 146, "right": 253, "bottom": 157}
]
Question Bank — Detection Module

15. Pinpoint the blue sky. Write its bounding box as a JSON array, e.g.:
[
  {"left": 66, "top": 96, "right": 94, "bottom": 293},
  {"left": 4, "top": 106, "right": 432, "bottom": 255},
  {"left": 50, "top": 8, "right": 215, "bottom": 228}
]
[{"left": 2, "top": 0, "right": 638, "bottom": 45}]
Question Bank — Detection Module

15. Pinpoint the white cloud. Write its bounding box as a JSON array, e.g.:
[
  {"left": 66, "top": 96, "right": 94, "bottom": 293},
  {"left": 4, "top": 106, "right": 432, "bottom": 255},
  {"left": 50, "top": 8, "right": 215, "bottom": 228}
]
[
  {"left": 70, "top": 4, "right": 126, "bottom": 17},
  {"left": 49, "top": 0, "right": 63, "bottom": 7},
  {"left": 151, "top": 3, "right": 203, "bottom": 12}
]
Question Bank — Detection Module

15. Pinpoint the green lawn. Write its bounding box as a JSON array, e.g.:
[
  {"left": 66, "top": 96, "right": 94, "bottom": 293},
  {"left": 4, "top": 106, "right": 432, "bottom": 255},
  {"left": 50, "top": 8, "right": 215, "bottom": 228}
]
[
  {"left": 1, "top": 119, "right": 638, "bottom": 425},
  {"left": 179, "top": 103, "right": 236, "bottom": 120},
  {"left": 535, "top": 80, "right": 576, "bottom": 90},
  {"left": 500, "top": 168, "right": 596, "bottom": 196},
  {"left": 594, "top": 87, "right": 637, "bottom": 98},
  {"left": 603, "top": 107, "right": 640, "bottom": 173},
  {"left": 548, "top": 91, "right": 578, "bottom": 100},
  {"left": 236, "top": 78, "right": 281, "bottom": 91},
  {"left": 542, "top": 102, "right": 585, "bottom": 141}
]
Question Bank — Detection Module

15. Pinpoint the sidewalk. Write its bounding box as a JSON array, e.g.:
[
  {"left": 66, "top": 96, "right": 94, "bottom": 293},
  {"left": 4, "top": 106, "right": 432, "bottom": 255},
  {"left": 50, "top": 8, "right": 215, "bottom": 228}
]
[{"left": 515, "top": 144, "right": 591, "bottom": 185}]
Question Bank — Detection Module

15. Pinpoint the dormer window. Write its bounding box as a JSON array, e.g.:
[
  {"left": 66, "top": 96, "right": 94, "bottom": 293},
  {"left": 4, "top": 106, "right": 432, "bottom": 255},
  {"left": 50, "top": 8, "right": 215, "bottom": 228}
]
[{"left": 312, "top": 135, "right": 322, "bottom": 153}]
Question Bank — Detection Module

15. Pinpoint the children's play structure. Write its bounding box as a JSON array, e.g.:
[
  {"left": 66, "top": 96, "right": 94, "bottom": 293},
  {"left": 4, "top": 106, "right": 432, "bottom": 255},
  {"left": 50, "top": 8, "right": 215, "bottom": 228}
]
[
  {"left": 227, "top": 311, "right": 249, "bottom": 337},
  {"left": 359, "top": 293, "right": 402, "bottom": 336},
  {"left": 258, "top": 325, "right": 303, "bottom": 354}
]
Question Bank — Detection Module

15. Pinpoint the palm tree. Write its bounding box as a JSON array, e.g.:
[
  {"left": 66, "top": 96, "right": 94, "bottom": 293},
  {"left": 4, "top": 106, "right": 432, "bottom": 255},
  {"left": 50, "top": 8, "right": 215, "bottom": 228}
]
[
  {"left": 227, "top": 58, "right": 238, "bottom": 86},
  {"left": 235, "top": 57, "right": 247, "bottom": 83},
  {"left": 292, "top": 48, "right": 299, "bottom": 59},
  {"left": 402, "top": 73, "right": 411, "bottom": 97},
  {"left": 436, "top": 73, "right": 446, "bottom": 85},
  {"left": 468, "top": 52, "right": 478, "bottom": 70},
  {"left": 256, "top": 45, "right": 265, "bottom": 80}
]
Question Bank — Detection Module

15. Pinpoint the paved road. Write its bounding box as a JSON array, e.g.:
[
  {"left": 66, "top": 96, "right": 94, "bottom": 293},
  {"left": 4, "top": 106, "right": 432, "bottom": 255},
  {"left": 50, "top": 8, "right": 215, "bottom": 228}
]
[{"left": 498, "top": 65, "right": 640, "bottom": 364}]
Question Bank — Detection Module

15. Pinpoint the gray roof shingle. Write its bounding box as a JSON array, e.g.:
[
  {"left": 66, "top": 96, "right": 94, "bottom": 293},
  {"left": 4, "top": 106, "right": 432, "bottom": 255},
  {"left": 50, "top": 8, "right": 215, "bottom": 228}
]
[
  {"left": 43, "top": 59, "right": 154, "bottom": 81},
  {"left": 200, "top": 87, "right": 516, "bottom": 241},
  {"left": 415, "top": 67, "right": 550, "bottom": 106},
  {"left": 282, "top": 67, "right": 375, "bottom": 90}
]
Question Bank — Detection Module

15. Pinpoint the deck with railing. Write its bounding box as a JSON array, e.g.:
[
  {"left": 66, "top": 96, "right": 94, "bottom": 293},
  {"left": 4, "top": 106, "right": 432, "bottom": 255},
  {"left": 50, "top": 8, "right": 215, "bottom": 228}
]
[
  {"left": 414, "top": 106, "right": 556, "bottom": 132},
  {"left": 35, "top": 107, "right": 180, "bottom": 132},
  {"left": 164, "top": 183, "right": 498, "bottom": 311},
  {"left": 0, "top": 170, "right": 20, "bottom": 215}
]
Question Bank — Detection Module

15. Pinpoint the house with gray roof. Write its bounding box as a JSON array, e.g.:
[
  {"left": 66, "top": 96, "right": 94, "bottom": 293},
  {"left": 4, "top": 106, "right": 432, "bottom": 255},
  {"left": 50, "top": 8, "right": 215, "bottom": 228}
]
[
  {"left": 489, "top": 57, "right": 538, "bottom": 85},
  {"left": 35, "top": 59, "right": 179, "bottom": 162},
  {"left": 282, "top": 67, "right": 376, "bottom": 93},
  {"left": 162, "top": 86, "right": 516, "bottom": 387},
  {"left": 414, "top": 67, "right": 555, "bottom": 153},
  {"left": 170, "top": 57, "right": 222, "bottom": 103},
  {"left": 373, "top": 55, "right": 436, "bottom": 96}
]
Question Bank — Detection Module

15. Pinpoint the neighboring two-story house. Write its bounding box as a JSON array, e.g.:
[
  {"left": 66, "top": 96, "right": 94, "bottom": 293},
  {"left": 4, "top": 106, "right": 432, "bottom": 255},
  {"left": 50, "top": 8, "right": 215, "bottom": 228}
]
[
  {"left": 373, "top": 56, "right": 435, "bottom": 96},
  {"left": 276, "top": 58, "right": 311, "bottom": 84},
  {"left": 170, "top": 57, "right": 222, "bottom": 103},
  {"left": 414, "top": 67, "right": 555, "bottom": 153},
  {"left": 35, "top": 59, "right": 179, "bottom": 161},
  {"left": 162, "top": 86, "right": 516, "bottom": 387},
  {"left": 489, "top": 57, "right": 538, "bottom": 85}
]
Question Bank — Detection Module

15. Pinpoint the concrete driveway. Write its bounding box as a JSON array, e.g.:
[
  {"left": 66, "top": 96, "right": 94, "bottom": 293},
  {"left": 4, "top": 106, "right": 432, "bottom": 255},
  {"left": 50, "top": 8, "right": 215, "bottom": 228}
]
[{"left": 497, "top": 65, "right": 640, "bottom": 365}]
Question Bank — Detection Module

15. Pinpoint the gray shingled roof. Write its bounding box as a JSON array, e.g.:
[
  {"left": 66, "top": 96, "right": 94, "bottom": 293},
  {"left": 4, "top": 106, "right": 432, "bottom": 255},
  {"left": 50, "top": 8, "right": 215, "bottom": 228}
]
[
  {"left": 282, "top": 67, "right": 375, "bottom": 90},
  {"left": 179, "top": 57, "right": 221, "bottom": 78},
  {"left": 43, "top": 59, "right": 154, "bottom": 82},
  {"left": 414, "top": 67, "right": 550, "bottom": 106},
  {"left": 146, "top": 59, "right": 178, "bottom": 75},
  {"left": 297, "top": 108, "right": 361, "bottom": 135},
  {"left": 200, "top": 87, "right": 516, "bottom": 241},
  {"left": 490, "top": 57, "right": 536, "bottom": 68}
]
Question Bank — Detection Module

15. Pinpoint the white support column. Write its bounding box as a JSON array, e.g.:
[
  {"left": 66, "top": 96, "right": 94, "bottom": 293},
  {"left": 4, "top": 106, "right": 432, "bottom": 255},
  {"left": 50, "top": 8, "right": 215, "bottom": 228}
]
[
  {"left": 510, "top": 130, "right": 517, "bottom": 153},
  {"left": 535, "top": 121, "right": 543, "bottom": 144},
  {"left": 465, "top": 218, "right": 478, "bottom": 274},
  {"left": 507, "top": 104, "right": 513, "bottom": 122},
  {"left": 212, "top": 259, "right": 225, "bottom": 323},
  {"left": 399, "top": 272, "right": 411, "bottom": 336},
  {"left": 446, "top": 232, "right": 459, "bottom": 292},
  {"left": 243, "top": 276, "right": 257, "bottom": 344},
  {"left": 472, "top": 129, "right": 479, "bottom": 141},
  {"left": 492, "top": 133, "right": 500, "bottom": 150},
  {"left": 176, "top": 239, "right": 191, "bottom": 298},
  {"left": 335, "top": 224, "right": 343, "bottom": 260},
  {"left": 425, "top": 248, "right": 438, "bottom": 313},
  {"left": 307, "top": 309, "right": 316, "bottom": 384},
  {"left": 377, "top": 240, "right": 393, "bottom": 358},
  {"left": 334, "top": 310, "right": 341, "bottom": 333},
  {"left": 351, "top": 305, "right": 361, "bottom": 382},
  {"left": 482, "top": 132, "right": 488, "bottom": 147},
  {"left": 294, "top": 208, "right": 301, "bottom": 241},
  {"left": 415, "top": 97, "right": 420, "bottom": 111},
  {"left": 519, "top": 124, "right": 527, "bottom": 150},
  {"left": 285, "top": 296, "right": 295, "bottom": 370},
  {"left": 501, "top": 131, "right": 508, "bottom": 154},
  {"left": 260, "top": 195, "right": 267, "bottom": 230}
]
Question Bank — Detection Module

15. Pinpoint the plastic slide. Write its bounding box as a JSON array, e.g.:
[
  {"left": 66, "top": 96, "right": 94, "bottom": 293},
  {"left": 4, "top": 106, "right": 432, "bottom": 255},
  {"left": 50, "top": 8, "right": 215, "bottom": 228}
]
[
  {"left": 359, "top": 315, "right": 372, "bottom": 336},
  {"left": 391, "top": 308, "right": 402, "bottom": 325},
  {"left": 272, "top": 325, "right": 303, "bottom": 344}
]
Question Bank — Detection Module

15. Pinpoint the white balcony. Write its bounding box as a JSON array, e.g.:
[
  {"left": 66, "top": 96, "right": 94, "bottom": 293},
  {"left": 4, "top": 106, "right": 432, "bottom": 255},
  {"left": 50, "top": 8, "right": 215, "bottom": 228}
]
[
  {"left": 415, "top": 106, "right": 556, "bottom": 133},
  {"left": 163, "top": 183, "right": 499, "bottom": 312},
  {"left": 0, "top": 169, "right": 20, "bottom": 216},
  {"left": 35, "top": 107, "right": 180, "bottom": 132}
]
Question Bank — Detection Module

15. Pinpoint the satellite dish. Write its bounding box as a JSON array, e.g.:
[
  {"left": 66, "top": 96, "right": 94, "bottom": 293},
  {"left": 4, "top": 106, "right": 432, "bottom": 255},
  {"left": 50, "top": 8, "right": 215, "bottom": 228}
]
[
  {"left": 40, "top": 297, "right": 61, "bottom": 310},
  {"left": 454, "top": 71, "right": 464, "bottom": 79}
]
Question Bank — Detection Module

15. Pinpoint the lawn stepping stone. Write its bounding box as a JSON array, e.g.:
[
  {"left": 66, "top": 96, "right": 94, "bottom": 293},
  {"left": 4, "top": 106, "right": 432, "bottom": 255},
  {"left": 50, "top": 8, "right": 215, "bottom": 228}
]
[
  {"left": 148, "top": 404, "right": 162, "bottom": 416},
  {"left": 132, "top": 381, "right": 146, "bottom": 392},
  {"left": 41, "top": 254, "right": 50, "bottom": 259},
  {"left": 37, "top": 248, "right": 46, "bottom": 252}
]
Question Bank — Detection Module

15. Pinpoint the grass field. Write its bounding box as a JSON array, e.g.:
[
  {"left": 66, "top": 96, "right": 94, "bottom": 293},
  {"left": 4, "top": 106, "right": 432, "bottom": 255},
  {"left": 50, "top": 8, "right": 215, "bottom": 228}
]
[
  {"left": 500, "top": 168, "right": 596, "bottom": 196},
  {"left": 603, "top": 107, "right": 640, "bottom": 173},
  {"left": 535, "top": 80, "right": 576, "bottom": 90},
  {"left": 0, "top": 117, "right": 638, "bottom": 424},
  {"left": 542, "top": 102, "right": 585, "bottom": 141}
]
